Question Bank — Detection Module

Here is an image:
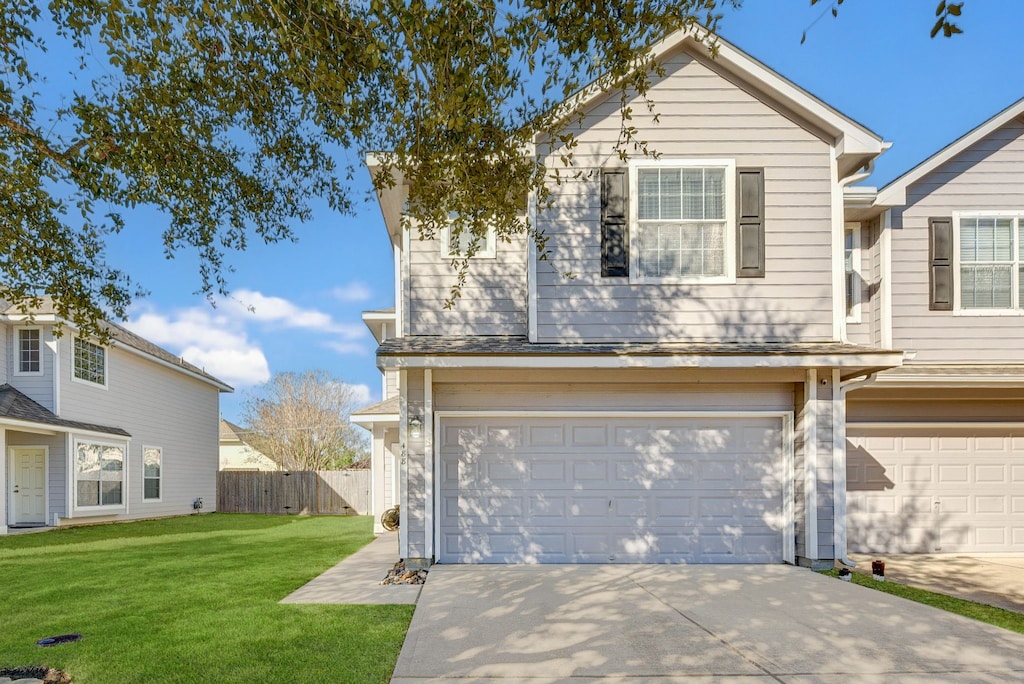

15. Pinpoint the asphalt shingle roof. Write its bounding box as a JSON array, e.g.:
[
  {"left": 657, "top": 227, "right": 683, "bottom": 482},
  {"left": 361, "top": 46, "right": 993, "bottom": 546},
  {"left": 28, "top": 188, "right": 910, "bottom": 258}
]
[{"left": 0, "top": 384, "right": 130, "bottom": 437}]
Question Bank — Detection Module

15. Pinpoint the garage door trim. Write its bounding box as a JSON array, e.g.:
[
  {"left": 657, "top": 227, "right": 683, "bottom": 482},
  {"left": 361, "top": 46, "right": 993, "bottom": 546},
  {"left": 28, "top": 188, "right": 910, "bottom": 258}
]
[{"left": 433, "top": 410, "right": 795, "bottom": 564}]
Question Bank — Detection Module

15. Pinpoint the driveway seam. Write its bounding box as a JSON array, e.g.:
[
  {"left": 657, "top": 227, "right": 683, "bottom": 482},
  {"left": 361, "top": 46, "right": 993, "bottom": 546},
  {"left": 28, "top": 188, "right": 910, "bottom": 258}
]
[{"left": 627, "top": 570, "right": 785, "bottom": 684}]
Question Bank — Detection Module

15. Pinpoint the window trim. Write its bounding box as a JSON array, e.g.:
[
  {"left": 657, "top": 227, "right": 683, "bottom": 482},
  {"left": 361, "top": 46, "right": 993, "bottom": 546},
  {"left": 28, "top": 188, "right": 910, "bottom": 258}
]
[
  {"left": 14, "top": 327, "right": 44, "bottom": 376},
  {"left": 628, "top": 158, "right": 737, "bottom": 285},
  {"left": 71, "top": 336, "right": 108, "bottom": 389},
  {"left": 72, "top": 437, "right": 127, "bottom": 514},
  {"left": 142, "top": 445, "right": 162, "bottom": 502},
  {"left": 952, "top": 210, "right": 1024, "bottom": 316},
  {"left": 845, "top": 223, "right": 862, "bottom": 323},
  {"left": 441, "top": 222, "right": 497, "bottom": 259}
]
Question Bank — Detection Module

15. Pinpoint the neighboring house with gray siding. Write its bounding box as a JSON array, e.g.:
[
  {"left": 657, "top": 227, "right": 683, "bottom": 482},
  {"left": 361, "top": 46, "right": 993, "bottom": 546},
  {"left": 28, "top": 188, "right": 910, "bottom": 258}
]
[
  {"left": 355, "top": 26, "right": 1023, "bottom": 567},
  {"left": 1, "top": 301, "right": 231, "bottom": 535}
]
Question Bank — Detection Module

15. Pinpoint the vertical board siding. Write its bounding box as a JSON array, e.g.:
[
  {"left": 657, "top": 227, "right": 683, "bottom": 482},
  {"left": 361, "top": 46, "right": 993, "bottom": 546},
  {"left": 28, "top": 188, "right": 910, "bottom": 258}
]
[
  {"left": 534, "top": 49, "right": 835, "bottom": 343},
  {"left": 58, "top": 338, "right": 221, "bottom": 521},
  {"left": 892, "top": 117, "right": 1024, "bottom": 363},
  {"left": 216, "top": 470, "right": 369, "bottom": 515},
  {"left": 408, "top": 229, "right": 528, "bottom": 336}
]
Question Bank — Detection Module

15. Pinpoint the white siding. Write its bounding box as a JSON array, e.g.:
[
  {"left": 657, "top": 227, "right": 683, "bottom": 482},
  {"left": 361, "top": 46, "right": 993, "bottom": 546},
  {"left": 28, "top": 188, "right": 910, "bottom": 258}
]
[
  {"left": 6, "top": 324, "right": 56, "bottom": 411},
  {"left": 890, "top": 116, "right": 1024, "bottom": 363},
  {"left": 534, "top": 48, "right": 835, "bottom": 343},
  {"left": 408, "top": 230, "right": 528, "bottom": 336},
  {"left": 58, "top": 338, "right": 221, "bottom": 521}
]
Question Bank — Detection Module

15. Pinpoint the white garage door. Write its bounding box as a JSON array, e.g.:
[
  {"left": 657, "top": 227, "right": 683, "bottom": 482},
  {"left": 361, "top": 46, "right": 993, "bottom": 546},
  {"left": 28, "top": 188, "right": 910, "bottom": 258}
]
[
  {"left": 437, "top": 414, "right": 788, "bottom": 564},
  {"left": 848, "top": 427, "right": 1024, "bottom": 553}
]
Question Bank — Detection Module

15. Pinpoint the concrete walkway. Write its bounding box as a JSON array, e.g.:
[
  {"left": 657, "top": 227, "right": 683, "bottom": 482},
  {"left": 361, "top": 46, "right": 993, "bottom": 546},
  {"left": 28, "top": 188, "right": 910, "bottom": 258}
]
[
  {"left": 392, "top": 564, "right": 1024, "bottom": 682},
  {"left": 280, "top": 532, "right": 421, "bottom": 605},
  {"left": 849, "top": 553, "right": 1024, "bottom": 614}
]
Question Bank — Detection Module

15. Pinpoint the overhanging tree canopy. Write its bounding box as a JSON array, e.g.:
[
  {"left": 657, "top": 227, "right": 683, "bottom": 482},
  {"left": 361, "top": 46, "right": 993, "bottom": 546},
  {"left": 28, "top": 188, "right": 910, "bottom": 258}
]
[{"left": 1, "top": 1, "right": 965, "bottom": 334}]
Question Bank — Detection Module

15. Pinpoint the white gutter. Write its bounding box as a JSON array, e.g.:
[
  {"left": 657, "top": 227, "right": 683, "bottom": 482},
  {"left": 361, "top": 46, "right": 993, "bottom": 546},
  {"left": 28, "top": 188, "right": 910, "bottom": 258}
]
[{"left": 834, "top": 371, "right": 879, "bottom": 568}]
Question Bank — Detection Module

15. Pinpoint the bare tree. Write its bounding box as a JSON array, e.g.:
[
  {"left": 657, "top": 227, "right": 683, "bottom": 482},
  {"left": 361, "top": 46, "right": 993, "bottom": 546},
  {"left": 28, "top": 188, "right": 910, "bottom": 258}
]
[{"left": 240, "top": 370, "right": 369, "bottom": 470}]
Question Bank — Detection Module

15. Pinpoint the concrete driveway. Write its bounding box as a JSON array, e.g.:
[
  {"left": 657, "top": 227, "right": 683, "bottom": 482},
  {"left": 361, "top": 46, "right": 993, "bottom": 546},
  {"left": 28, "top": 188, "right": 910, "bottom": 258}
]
[{"left": 392, "top": 564, "right": 1024, "bottom": 683}]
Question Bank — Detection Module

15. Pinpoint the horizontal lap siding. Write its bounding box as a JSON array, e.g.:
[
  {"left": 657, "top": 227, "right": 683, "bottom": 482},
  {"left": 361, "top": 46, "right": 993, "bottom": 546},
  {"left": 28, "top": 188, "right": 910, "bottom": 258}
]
[
  {"left": 58, "top": 340, "right": 220, "bottom": 520},
  {"left": 408, "top": 231, "right": 528, "bottom": 336},
  {"left": 891, "top": 116, "right": 1024, "bottom": 363},
  {"left": 536, "top": 50, "right": 834, "bottom": 343}
]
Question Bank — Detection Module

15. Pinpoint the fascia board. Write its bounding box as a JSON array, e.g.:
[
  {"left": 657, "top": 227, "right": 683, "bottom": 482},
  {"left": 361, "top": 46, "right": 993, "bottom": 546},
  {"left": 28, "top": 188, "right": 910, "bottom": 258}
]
[{"left": 379, "top": 352, "right": 905, "bottom": 371}]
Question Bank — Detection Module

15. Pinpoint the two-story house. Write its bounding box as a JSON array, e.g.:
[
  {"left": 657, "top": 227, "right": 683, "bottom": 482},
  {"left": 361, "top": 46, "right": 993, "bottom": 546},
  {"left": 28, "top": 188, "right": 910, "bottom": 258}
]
[
  {"left": 1, "top": 300, "right": 232, "bottom": 534},
  {"left": 354, "top": 26, "right": 1023, "bottom": 567}
]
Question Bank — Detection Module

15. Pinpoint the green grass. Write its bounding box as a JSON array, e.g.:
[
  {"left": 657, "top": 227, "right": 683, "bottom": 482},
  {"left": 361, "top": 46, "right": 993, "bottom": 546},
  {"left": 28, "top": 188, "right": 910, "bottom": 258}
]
[
  {"left": 822, "top": 568, "right": 1024, "bottom": 635},
  {"left": 0, "top": 514, "right": 414, "bottom": 683}
]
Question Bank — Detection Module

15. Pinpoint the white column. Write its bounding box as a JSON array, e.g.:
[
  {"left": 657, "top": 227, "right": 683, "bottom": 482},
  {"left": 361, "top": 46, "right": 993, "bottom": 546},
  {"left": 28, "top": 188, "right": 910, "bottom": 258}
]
[{"left": 804, "top": 369, "right": 819, "bottom": 561}]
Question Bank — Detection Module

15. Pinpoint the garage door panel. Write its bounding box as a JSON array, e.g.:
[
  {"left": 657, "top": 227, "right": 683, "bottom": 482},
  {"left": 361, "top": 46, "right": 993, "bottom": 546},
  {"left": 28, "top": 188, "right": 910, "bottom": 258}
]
[
  {"left": 848, "top": 427, "right": 1023, "bottom": 554},
  {"left": 440, "top": 415, "right": 786, "bottom": 564}
]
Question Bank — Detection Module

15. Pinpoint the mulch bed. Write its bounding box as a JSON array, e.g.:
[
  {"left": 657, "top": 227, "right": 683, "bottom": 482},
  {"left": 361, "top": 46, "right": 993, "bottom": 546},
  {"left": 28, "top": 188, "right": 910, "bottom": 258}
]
[{"left": 0, "top": 666, "right": 71, "bottom": 683}]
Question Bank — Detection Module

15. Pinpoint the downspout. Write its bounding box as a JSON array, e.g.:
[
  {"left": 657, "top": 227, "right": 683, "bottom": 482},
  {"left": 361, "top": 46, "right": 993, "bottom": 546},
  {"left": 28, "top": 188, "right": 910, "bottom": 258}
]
[{"left": 834, "top": 371, "right": 879, "bottom": 568}]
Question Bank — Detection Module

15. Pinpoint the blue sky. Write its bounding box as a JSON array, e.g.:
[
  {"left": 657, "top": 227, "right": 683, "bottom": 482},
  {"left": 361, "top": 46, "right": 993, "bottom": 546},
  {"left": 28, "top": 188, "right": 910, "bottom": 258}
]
[{"left": 91, "top": 1, "right": 1024, "bottom": 421}]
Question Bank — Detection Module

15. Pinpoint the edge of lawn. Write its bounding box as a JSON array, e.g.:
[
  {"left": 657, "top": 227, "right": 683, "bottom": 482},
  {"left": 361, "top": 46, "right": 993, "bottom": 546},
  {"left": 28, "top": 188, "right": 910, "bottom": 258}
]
[{"left": 820, "top": 568, "right": 1024, "bottom": 635}]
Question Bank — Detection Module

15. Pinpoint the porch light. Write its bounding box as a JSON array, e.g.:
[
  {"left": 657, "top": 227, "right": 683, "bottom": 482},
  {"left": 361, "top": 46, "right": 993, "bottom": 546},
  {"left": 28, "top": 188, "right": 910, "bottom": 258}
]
[{"left": 408, "top": 415, "right": 423, "bottom": 439}]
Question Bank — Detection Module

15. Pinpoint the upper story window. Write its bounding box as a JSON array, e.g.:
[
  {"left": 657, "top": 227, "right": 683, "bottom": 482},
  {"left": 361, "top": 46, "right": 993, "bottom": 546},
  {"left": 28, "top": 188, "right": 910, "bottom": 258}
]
[
  {"left": 845, "top": 224, "right": 862, "bottom": 322},
  {"left": 73, "top": 337, "right": 107, "bottom": 386},
  {"left": 955, "top": 213, "right": 1023, "bottom": 311},
  {"left": 16, "top": 328, "right": 42, "bottom": 375},
  {"left": 631, "top": 160, "right": 736, "bottom": 283},
  {"left": 442, "top": 219, "right": 496, "bottom": 259}
]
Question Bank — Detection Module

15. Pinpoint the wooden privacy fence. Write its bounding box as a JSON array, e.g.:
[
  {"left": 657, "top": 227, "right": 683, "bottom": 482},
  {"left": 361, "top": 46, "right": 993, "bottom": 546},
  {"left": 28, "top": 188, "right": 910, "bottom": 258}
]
[{"left": 217, "top": 470, "right": 369, "bottom": 515}]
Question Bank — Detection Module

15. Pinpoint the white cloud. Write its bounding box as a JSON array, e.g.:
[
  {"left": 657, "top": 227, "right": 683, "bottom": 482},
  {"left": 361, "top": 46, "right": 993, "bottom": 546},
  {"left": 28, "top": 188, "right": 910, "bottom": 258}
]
[
  {"left": 226, "top": 289, "right": 367, "bottom": 340},
  {"left": 331, "top": 282, "right": 373, "bottom": 302},
  {"left": 346, "top": 383, "right": 373, "bottom": 408},
  {"left": 125, "top": 288, "right": 372, "bottom": 390},
  {"left": 182, "top": 345, "right": 271, "bottom": 387},
  {"left": 323, "top": 340, "right": 370, "bottom": 356},
  {"left": 126, "top": 304, "right": 271, "bottom": 389}
]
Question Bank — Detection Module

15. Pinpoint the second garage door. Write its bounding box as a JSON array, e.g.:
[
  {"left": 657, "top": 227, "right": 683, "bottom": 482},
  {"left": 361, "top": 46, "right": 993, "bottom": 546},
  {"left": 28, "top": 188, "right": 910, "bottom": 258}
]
[
  {"left": 437, "top": 414, "right": 789, "bottom": 564},
  {"left": 848, "top": 426, "right": 1024, "bottom": 553}
]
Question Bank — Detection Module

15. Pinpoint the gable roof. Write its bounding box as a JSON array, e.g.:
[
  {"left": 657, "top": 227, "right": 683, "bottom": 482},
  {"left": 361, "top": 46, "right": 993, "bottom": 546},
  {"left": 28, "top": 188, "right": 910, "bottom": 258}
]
[
  {"left": 0, "top": 384, "right": 130, "bottom": 437},
  {"left": 550, "top": 25, "right": 888, "bottom": 178},
  {"left": 367, "top": 25, "right": 891, "bottom": 240},
  {"left": 877, "top": 96, "right": 1024, "bottom": 206},
  {"left": 1, "top": 301, "right": 233, "bottom": 392}
]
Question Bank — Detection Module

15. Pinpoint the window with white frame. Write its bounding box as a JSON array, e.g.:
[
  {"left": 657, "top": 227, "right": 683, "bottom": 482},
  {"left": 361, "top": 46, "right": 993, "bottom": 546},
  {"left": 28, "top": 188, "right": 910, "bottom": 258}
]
[
  {"left": 16, "top": 328, "right": 42, "bottom": 375},
  {"left": 633, "top": 161, "right": 735, "bottom": 282},
  {"left": 73, "top": 337, "right": 106, "bottom": 386},
  {"left": 845, "top": 224, "right": 861, "bottom": 321},
  {"left": 442, "top": 218, "right": 496, "bottom": 258},
  {"left": 956, "top": 213, "right": 1023, "bottom": 310},
  {"left": 75, "top": 440, "right": 125, "bottom": 508},
  {"left": 143, "top": 446, "right": 162, "bottom": 501}
]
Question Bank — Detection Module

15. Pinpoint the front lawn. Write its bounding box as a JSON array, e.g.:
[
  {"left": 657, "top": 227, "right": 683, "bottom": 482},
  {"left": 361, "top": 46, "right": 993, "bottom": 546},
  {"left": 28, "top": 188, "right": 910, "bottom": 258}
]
[{"left": 0, "top": 514, "right": 413, "bottom": 683}]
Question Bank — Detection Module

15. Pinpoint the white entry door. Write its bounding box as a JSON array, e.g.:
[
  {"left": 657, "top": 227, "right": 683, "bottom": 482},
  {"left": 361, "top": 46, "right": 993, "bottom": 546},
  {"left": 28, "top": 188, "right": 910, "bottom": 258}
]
[{"left": 13, "top": 448, "right": 47, "bottom": 525}]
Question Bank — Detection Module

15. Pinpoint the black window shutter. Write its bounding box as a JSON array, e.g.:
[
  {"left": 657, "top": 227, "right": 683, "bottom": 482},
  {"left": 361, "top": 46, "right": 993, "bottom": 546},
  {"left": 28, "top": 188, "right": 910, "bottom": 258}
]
[
  {"left": 929, "top": 216, "right": 954, "bottom": 311},
  {"left": 601, "top": 169, "right": 628, "bottom": 277},
  {"left": 736, "top": 167, "right": 765, "bottom": 278}
]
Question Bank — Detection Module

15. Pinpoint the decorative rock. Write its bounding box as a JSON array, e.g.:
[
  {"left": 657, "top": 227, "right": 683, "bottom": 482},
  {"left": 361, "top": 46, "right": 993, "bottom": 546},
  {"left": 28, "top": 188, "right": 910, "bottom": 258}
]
[{"left": 379, "top": 559, "right": 429, "bottom": 585}]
